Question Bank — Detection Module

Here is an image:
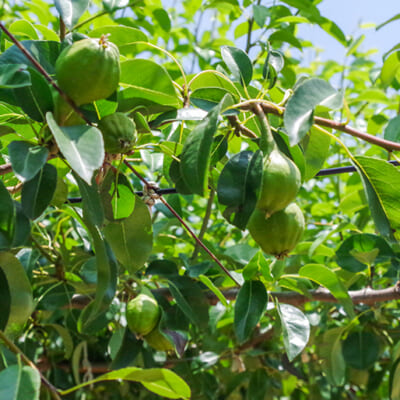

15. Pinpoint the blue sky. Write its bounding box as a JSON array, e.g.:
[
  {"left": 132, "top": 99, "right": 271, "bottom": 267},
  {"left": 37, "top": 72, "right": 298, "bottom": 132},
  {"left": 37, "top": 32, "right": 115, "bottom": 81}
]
[{"left": 298, "top": 0, "right": 400, "bottom": 64}]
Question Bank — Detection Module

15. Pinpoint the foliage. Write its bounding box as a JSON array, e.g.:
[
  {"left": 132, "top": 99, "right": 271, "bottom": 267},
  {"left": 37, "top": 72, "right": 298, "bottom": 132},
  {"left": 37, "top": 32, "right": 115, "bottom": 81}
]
[{"left": 1, "top": 0, "right": 400, "bottom": 399}]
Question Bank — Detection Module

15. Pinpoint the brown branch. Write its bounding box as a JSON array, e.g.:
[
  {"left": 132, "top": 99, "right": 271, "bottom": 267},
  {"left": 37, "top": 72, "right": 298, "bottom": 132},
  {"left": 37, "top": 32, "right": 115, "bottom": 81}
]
[
  {"left": 255, "top": 102, "right": 400, "bottom": 152},
  {"left": 7, "top": 182, "right": 22, "bottom": 194},
  {"left": 0, "top": 163, "right": 13, "bottom": 175},
  {"left": 226, "top": 115, "right": 257, "bottom": 138},
  {"left": 70, "top": 282, "right": 400, "bottom": 309},
  {"left": 190, "top": 188, "right": 215, "bottom": 262},
  {"left": 123, "top": 160, "right": 241, "bottom": 287}
]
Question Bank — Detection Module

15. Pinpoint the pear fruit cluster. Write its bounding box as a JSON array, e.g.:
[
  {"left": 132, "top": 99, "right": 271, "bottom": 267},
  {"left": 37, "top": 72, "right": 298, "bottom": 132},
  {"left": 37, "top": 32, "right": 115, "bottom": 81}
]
[{"left": 247, "top": 146, "right": 304, "bottom": 259}]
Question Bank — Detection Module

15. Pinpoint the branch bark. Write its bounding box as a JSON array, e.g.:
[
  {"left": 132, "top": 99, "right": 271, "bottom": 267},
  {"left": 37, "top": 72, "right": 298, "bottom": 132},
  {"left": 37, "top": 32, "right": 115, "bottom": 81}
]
[
  {"left": 70, "top": 282, "right": 400, "bottom": 309},
  {"left": 255, "top": 102, "right": 400, "bottom": 152}
]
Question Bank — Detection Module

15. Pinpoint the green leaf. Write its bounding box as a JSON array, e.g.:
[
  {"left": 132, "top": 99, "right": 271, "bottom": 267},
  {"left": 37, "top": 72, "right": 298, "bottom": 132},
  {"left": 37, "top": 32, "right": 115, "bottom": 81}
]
[
  {"left": 377, "top": 13, "right": 400, "bottom": 30},
  {"left": 118, "top": 59, "right": 181, "bottom": 114},
  {"left": 234, "top": 280, "right": 268, "bottom": 343},
  {"left": 46, "top": 112, "right": 104, "bottom": 185},
  {"left": 384, "top": 114, "right": 400, "bottom": 142},
  {"left": 319, "top": 328, "right": 346, "bottom": 386},
  {"left": 110, "top": 327, "right": 142, "bottom": 369},
  {"left": 302, "top": 126, "right": 331, "bottom": 180},
  {"left": 100, "top": 169, "right": 135, "bottom": 221},
  {"left": 217, "top": 150, "right": 262, "bottom": 230},
  {"left": 221, "top": 46, "right": 253, "bottom": 86},
  {"left": 8, "top": 141, "right": 48, "bottom": 182},
  {"left": 0, "top": 251, "right": 34, "bottom": 337},
  {"left": 299, "top": 264, "right": 354, "bottom": 318},
  {"left": 102, "top": 0, "right": 129, "bottom": 11},
  {"left": 0, "top": 41, "right": 60, "bottom": 74},
  {"left": 78, "top": 228, "right": 118, "bottom": 333},
  {"left": 0, "top": 64, "right": 30, "bottom": 88},
  {"left": 9, "top": 20, "right": 39, "bottom": 40},
  {"left": 354, "top": 156, "right": 400, "bottom": 239},
  {"left": 180, "top": 104, "right": 220, "bottom": 195},
  {"left": 198, "top": 274, "right": 228, "bottom": 307},
  {"left": 390, "top": 356, "right": 400, "bottom": 400},
  {"left": 21, "top": 163, "right": 57, "bottom": 219},
  {"left": 277, "top": 303, "right": 310, "bottom": 362},
  {"left": 342, "top": 331, "right": 380, "bottom": 370},
  {"left": 60, "top": 367, "right": 191, "bottom": 399},
  {"left": 336, "top": 233, "right": 394, "bottom": 272},
  {"left": 54, "top": 0, "right": 89, "bottom": 29},
  {"left": 104, "top": 196, "right": 153, "bottom": 273},
  {"left": 0, "top": 180, "right": 16, "bottom": 249},
  {"left": 269, "top": 30, "right": 302, "bottom": 50},
  {"left": 75, "top": 174, "right": 104, "bottom": 227},
  {"left": 153, "top": 8, "right": 171, "bottom": 32},
  {"left": 0, "top": 267, "right": 10, "bottom": 330},
  {"left": 0, "top": 364, "right": 40, "bottom": 400},
  {"left": 88, "top": 25, "right": 147, "bottom": 49},
  {"left": 189, "top": 70, "right": 241, "bottom": 98},
  {"left": 45, "top": 323, "right": 74, "bottom": 359},
  {"left": 284, "top": 78, "right": 343, "bottom": 145},
  {"left": 380, "top": 51, "right": 400, "bottom": 86},
  {"left": 247, "top": 369, "right": 270, "bottom": 400},
  {"left": 253, "top": 5, "right": 270, "bottom": 27},
  {"left": 13, "top": 67, "right": 54, "bottom": 121},
  {"left": 167, "top": 276, "right": 209, "bottom": 329}
]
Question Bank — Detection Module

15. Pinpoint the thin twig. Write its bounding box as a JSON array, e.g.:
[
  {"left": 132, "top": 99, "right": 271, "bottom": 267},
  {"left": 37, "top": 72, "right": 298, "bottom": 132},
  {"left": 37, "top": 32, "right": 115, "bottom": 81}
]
[
  {"left": 0, "top": 330, "right": 62, "bottom": 400},
  {"left": 0, "top": 163, "right": 13, "bottom": 175},
  {"left": 123, "top": 160, "right": 241, "bottom": 287},
  {"left": 190, "top": 188, "right": 215, "bottom": 262},
  {"left": 226, "top": 115, "right": 258, "bottom": 138},
  {"left": 252, "top": 102, "right": 400, "bottom": 152}
]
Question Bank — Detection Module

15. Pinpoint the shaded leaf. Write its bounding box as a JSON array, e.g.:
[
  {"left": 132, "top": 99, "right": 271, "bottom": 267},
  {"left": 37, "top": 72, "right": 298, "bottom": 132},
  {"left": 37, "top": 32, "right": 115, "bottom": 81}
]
[
  {"left": 180, "top": 104, "right": 220, "bottom": 195},
  {"left": 13, "top": 67, "right": 54, "bottom": 121},
  {"left": 336, "top": 233, "right": 394, "bottom": 272},
  {"left": 319, "top": 327, "right": 346, "bottom": 386},
  {"left": 21, "top": 163, "right": 57, "bottom": 219},
  {"left": 0, "top": 64, "right": 30, "bottom": 88},
  {"left": 234, "top": 280, "right": 268, "bottom": 343},
  {"left": 8, "top": 141, "right": 48, "bottom": 182},
  {"left": 0, "top": 40, "right": 60, "bottom": 74},
  {"left": 217, "top": 150, "right": 262, "bottom": 229},
  {"left": 104, "top": 196, "right": 153, "bottom": 273},
  {"left": 0, "top": 180, "right": 16, "bottom": 249},
  {"left": 342, "top": 331, "right": 380, "bottom": 370}
]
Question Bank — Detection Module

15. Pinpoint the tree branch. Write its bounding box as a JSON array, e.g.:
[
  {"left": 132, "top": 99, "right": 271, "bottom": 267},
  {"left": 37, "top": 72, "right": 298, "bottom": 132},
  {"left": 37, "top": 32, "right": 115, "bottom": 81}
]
[
  {"left": 253, "top": 102, "right": 400, "bottom": 152},
  {"left": 70, "top": 282, "right": 400, "bottom": 309},
  {"left": 123, "top": 160, "right": 241, "bottom": 287}
]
